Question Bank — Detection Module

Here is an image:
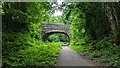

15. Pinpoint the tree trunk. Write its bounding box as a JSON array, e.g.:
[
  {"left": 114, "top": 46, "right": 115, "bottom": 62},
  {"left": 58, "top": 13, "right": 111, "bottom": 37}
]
[
  {"left": 104, "top": 2, "right": 119, "bottom": 42},
  {"left": 112, "top": 2, "right": 120, "bottom": 33}
]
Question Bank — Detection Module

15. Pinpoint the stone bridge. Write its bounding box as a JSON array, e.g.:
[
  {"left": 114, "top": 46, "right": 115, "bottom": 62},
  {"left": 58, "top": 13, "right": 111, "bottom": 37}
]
[{"left": 41, "top": 24, "right": 70, "bottom": 44}]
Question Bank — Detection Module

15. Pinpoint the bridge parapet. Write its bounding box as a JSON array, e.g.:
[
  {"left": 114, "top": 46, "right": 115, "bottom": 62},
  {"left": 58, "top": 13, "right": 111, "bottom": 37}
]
[{"left": 41, "top": 24, "right": 70, "bottom": 34}]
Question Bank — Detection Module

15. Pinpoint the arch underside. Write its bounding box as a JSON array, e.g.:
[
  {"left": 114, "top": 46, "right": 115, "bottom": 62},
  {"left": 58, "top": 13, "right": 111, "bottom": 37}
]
[{"left": 42, "top": 30, "right": 70, "bottom": 45}]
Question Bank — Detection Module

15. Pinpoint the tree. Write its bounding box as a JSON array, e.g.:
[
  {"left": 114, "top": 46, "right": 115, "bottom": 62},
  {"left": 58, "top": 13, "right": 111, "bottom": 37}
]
[{"left": 104, "top": 2, "right": 120, "bottom": 42}]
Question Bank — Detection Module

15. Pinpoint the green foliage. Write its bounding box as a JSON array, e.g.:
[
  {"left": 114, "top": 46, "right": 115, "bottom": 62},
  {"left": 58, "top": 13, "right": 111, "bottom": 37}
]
[
  {"left": 2, "top": 2, "right": 120, "bottom": 67},
  {"left": 3, "top": 42, "right": 61, "bottom": 66},
  {"left": 70, "top": 36, "right": 120, "bottom": 67},
  {"left": 2, "top": 33, "right": 33, "bottom": 57},
  {"left": 70, "top": 45, "right": 84, "bottom": 52},
  {"left": 2, "top": 2, "right": 62, "bottom": 67},
  {"left": 63, "top": 2, "right": 120, "bottom": 67},
  {"left": 47, "top": 33, "right": 69, "bottom": 43},
  {"left": 46, "top": 16, "right": 64, "bottom": 24},
  {"left": 48, "top": 34, "right": 60, "bottom": 42},
  {"left": 90, "top": 38, "right": 120, "bottom": 67}
]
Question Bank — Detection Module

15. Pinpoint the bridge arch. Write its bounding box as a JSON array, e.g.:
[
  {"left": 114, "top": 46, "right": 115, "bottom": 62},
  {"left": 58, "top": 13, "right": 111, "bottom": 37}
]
[
  {"left": 41, "top": 24, "right": 70, "bottom": 45},
  {"left": 42, "top": 30, "right": 70, "bottom": 45}
]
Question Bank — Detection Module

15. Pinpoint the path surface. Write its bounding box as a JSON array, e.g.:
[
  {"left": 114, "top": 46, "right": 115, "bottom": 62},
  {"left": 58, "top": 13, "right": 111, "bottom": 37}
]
[{"left": 55, "top": 46, "right": 95, "bottom": 66}]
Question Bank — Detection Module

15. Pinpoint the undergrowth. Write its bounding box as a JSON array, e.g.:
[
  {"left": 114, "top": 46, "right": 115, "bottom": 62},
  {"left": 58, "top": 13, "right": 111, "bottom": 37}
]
[
  {"left": 70, "top": 37, "right": 120, "bottom": 67},
  {"left": 2, "top": 33, "right": 62, "bottom": 67}
]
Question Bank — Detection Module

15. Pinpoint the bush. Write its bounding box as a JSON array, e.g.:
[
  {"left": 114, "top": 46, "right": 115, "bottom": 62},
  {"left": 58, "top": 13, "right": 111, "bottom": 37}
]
[
  {"left": 70, "top": 36, "right": 120, "bottom": 67},
  {"left": 3, "top": 42, "right": 61, "bottom": 67}
]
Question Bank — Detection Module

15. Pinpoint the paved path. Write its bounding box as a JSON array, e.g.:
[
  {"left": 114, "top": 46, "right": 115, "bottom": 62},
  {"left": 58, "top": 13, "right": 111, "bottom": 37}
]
[{"left": 55, "top": 46, "right": 95, "bottom": 66}]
